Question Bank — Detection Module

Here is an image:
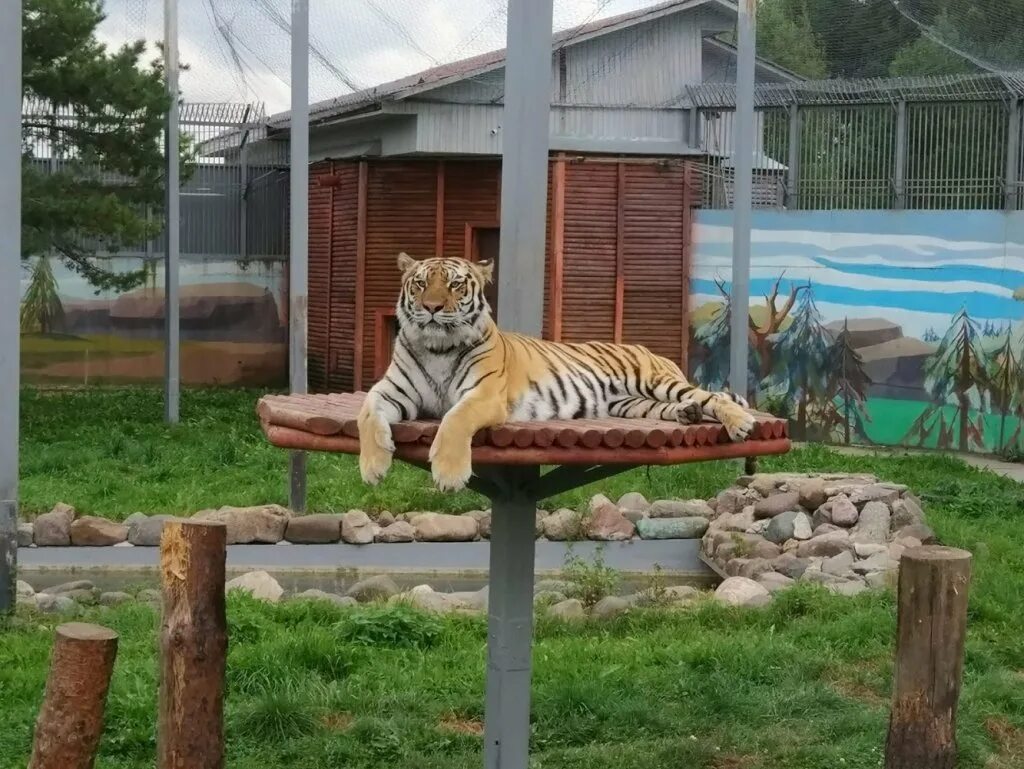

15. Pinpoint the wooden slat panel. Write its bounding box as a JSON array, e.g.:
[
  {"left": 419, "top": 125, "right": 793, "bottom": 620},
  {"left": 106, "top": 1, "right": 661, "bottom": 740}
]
[
  {"left": 328, "top": 163, "right": 360, "bottom": 392},
  {"left": 307, "top": 162, "right": 334, "bottom": 392}
]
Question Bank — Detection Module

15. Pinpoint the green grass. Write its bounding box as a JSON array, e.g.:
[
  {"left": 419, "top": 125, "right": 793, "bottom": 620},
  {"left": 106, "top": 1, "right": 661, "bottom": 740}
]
[{"left": 7, "top": 386, "right": 1024, "bottom": 767}]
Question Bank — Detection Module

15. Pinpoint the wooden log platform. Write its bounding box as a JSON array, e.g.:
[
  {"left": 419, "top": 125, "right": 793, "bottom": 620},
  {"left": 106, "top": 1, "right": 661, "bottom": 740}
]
[{"left": 257, "top": 392, "right": 790, "bottom": 465}]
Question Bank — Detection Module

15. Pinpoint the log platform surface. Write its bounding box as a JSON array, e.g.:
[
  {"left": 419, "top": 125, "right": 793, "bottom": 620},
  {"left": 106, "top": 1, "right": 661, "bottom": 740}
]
[{"left": 257, "top": 391, "right": 790, "bottom": 465}]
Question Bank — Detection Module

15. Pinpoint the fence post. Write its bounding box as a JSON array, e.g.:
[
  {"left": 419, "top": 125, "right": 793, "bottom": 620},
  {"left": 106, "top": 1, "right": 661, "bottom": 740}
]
[
  {"left": 158, "top": 520, "right": 227, "bottom": 769},
  {"left": 894, "top": 99, "right": 908, "bottom": 210},
  {"left": 785, "top": 102, "right": 800, "bottom": 209},
  {"left": 1005, "top": 98, "right": 1021, "bottom": 211},
  {"left": 29, "top": 623, "right": 119, "bottom": 769},
  {"left": 885, "top": 545, "right": 972, "bottom": 769}
]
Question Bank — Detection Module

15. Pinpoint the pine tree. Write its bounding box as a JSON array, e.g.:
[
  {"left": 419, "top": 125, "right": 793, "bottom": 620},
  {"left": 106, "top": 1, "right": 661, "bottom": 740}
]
[
  {"left": 773, "top": 283, "right": 832, "bottom": 439},
  {"left": 20, "top": 256, "right": 64, "bottom": 334},
  {"left": 904, "top": 308, "right": 993, "bottom": 451},
  {"left": 826, "top": 318, "right": 873, "bottom": 444},
  {"left": 923, "top": 327, "right": 940, "bottom": 343},
  {"left": 989, "top": 335, "right": 1024, "bottom": 450},
  {"left": 22, "top": 0, "right": 186, "bottom": 292}
]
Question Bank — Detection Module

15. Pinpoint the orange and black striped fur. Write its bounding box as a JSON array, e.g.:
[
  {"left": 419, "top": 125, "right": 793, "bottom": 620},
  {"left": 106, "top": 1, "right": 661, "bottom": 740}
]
[{"left": 358, "top": 253, "right": 754, "bottom": 491}]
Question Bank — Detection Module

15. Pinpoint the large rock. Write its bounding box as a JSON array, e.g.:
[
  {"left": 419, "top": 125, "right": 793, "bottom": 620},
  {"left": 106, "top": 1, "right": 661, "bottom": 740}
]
[
  {"left": 128, "top": 514, "right": 174, "bottom": 546},
  {"left": 293, "top": 589, "right": 357, "bottom": 608},
  {"left": 826, "top": 579, "right": 868, "bottom": 597},
  {"left": 764, "top": 511, "right": 812, "bottom": 544},
  {"left": 286, "top": 514, "right": 343, "bottom": 544},
  {"left": 541, "top": 508, "right": 582, "bottom": 541},
  {"left": 851, "top": 501, "right": 891, "bottom": 545},
  {"left": 849, "top": 484, "right": 901, "bottom": 507},
  {"left": 725, "top": 557, "right": 773, "bottom": 580},
  {"left": 226, "top": 570, "right": 284, "bottom": 603},
  {"left": 548, "top": 598, "right": 586, "bottom": 621},
  {"left": 16, "top": 521, "right": 33, "bottom": 547},
  {"left": 714, "top": 488, "right": 752, "bottom": 516},
  {"left": 99, "top": 591, "right": 133, "bottom": 606},
  {"left": 33, "top": 504, "right": 76, "bottom": 546},
  {"left": 591, "top": 595, "right": 631, "bottom": 619},
  {"left": 17, "top": 580, "right": 34, "bottom": 598},
  {"left": 617, "top": 492, "right": 651, "bottom": 518},
  {"left": 714, "top": 577, "right": 770, "bottom": 607},
  {"left": 395, "top": 585, "right": 470, "bottom": 614},
  {"left": 895, "top": 523, "right": 937, "bottom": 544},
  {"left": 757, "top": 572, "right": 796, "bottom": 593},
  {"left": 376, "top": 511, "right": 396, "bottom": 527},
  {"left": 376, "top": 521, "right": 416, "bottom": 543},
  {"left": 586, "top": 502, "right": 635, "bottom": 542},
  {"left": 412, "top": 513, "right": 478, "bottom": 542},
  {"left": 649, "top": 499, "right": 714, "bottom": 519},
  {"left": 891, "top": 497, "right": 925, "bottom": 529},
  {"left": 797, "top": 529, "right": 853, "bottom": 558},
  {"left": 830, "top": 495, "right": 860, "bottom": 527},
  {"left": 796, "top": 477, "right": 827, "bottom": 510},
  {"left": 70, "top": 516, "right": 128, "bottom": 546},
  {"left": 193, "top": 504, "right": 292, "bottom": 544},
  {"left": 822, "top": 550, "right": 856, "bottom": 577},
  {"left": 35, "top": 594, "right": 79, "bottom": 614},
  {"left": 636, "top": 516, "right": 708, "bottom": 540},
  {"left": 772, "top": 554, "right": 812, "bottom": 579},
  {"left": 753, "top": 491, "right": 801, "bottom": 520},
  {"left": 713, "top": 507, "right": 756, "bottom": 532},
  {"left": 346, "top": 575, "right": 400, "bottom": 602},
  {"left": 341, "top": 510, "right": 375, "bottom": 545},
  {"left": 41, "top": 580, "right": 95, "bottom": 595},
  {"left": 853, "top": 552, "right": 899, "bottom": 574},
  {"left": 467, "top": 510, "right": 491, "bottom": 538},
  {"left": 447, "top": 585, "right": 489, "bottom": 612}
]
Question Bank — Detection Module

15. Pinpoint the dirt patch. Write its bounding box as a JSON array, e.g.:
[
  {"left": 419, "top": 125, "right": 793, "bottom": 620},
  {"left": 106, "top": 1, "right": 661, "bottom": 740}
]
[
  {"left": 985, "top": 717, "right": 1024, "bottom": 768},
  {"left": 321, "top": 712, "right": 355, "bottom": 732},
  {"left": 438, "top": 717, "right": 484, "bottom": 737}
]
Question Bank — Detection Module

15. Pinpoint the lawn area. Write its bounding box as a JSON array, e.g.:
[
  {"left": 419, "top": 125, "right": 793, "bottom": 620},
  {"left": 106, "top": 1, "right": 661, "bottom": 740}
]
[{"left": 5, "top": 386, "right": 1024, "bottom": 767}]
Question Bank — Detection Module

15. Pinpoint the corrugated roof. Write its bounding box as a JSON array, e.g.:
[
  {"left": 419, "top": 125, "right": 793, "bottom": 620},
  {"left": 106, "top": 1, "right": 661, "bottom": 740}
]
[{"left": 270, "top": 0, "right": 739, "bottom": 127}]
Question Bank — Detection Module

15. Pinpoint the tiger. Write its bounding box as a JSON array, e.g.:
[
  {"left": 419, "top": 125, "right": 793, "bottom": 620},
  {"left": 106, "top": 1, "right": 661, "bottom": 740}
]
[{"left": 358, "top": 253, "right": 755, "bottom": 491}]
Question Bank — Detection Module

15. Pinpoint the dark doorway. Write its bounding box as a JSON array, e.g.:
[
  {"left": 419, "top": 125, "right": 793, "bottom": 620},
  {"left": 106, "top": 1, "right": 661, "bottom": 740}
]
[{"left": 474, "top": 226, "right": 500, "bottom": 315}]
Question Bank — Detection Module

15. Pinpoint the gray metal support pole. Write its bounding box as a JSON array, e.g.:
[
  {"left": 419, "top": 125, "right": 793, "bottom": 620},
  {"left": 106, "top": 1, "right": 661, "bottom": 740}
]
[
  {"left": 240, "top": 145, "right": 249, "bottom": 262},
  {"left": 0, "top": 0, "right": 21, "bottom": 615},
  {"left": 894, "top": 99, "right": 907, "bottom": 211},
  {"left": 289, "top": 0, "right": 310, "bottom": 512},
  {"left": 164, "top": 0, "right": 180, "bottom": 423},
  {"left": 785, "top": 102, "right": 800, "bottom": 209},
  {"left": 1005, "top": 98, "right": 1021, "bottom": 212},
  {"left": 729, "top": 0, "right": 756, "bottom": 398},
  {"left": 495, "top": 0, "right": 554, "bottom": 337},
  {"left": 483, "top": 466, "right": 540, "bottom": 769}
]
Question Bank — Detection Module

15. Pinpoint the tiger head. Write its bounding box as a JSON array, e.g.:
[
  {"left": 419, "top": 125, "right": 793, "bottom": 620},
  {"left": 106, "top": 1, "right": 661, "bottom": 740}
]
[{"left": 395, "top": 253, "right": 494, "bottom": 347}]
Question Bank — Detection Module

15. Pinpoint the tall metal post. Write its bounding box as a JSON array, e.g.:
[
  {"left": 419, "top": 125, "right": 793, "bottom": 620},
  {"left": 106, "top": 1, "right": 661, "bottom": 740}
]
[
  {"left": 894, "top": 99, "right": 908, "bottom": 211},
  {"left": 484, "top": 1, "right": 553, "bottom": 767},
  {"left": 785, "top": 101, "right": 800, "bottom": 209},
  {"left": 0, "top": 0, "right": 22, "bottom": 615},
  {"left": 163, "top": 0, "right": 180, "bottom": 423},
  {"left": 729, "top": 0, "right": 756, "bottom": 398},
  {"left": 495, "top": 0, "right": 554, "bottom": 337},
  {"left": 1005, "top": 98, "right": 1021, "bottom": 212},
  {"left": 289, "top": 0, "right": 310, "bottom": 512}
]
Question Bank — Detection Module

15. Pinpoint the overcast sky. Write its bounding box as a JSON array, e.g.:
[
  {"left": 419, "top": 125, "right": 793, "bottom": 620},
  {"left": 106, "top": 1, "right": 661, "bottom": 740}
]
[{"left": 96, "top": 0, "right": 657, "bottom": 114}]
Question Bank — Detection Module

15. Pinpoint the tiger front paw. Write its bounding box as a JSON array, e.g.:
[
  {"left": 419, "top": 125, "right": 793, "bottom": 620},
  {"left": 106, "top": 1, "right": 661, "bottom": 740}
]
[
  {"left": 675, "top": 398, "right": 702, "bottom": 425},
  {"left": 429, "top": 438, "right": 472, "bottom": 492},
  {"left": 721, "top": 404, "right": 756, "bottom": 443},
  {"left": 358, "top": 413, "right": 396, "bottom": 485}
]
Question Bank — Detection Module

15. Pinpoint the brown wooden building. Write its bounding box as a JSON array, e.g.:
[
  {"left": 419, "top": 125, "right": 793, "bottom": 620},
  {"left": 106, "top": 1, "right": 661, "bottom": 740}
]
[{"left": 307, "top": 155, "right": 701, "bottom": 392}]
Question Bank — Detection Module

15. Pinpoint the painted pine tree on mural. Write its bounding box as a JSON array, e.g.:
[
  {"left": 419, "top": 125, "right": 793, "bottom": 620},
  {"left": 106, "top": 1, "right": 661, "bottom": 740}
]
[
  {"left": 989, "top": 335, "right": 1024, "bottom": 451},
  {"left": 20, "top": 255, "right": 64, "bottom": 334},
  {"left": 904, "top": 308, "right": 992, "bottom": 452},
  {"left": 773, "top": 282, "right": 832, "bottom": 439},
  {"left": 695, "top": 278, "right": 759, "bottom": 397},
  {"left": 825, "top": 318, "right": 872, "bottom": 445}
]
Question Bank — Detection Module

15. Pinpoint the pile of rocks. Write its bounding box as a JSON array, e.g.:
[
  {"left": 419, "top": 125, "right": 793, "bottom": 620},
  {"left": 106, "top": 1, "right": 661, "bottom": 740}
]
[
  {"left": 702, "top": 472, "right": 934, "bottom": 599},
  {"left": 19, "top": 493, "right": 719, "bottom": 547}
]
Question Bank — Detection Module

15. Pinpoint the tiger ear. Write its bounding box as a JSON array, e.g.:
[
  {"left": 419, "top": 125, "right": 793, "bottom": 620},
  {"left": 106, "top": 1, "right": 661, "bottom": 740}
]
[
  {"left": 475, "top": 258, "right": 494, "bottom": 284},
  {"left": 397, "top": 252, "right": 416, "bottom": 273}
]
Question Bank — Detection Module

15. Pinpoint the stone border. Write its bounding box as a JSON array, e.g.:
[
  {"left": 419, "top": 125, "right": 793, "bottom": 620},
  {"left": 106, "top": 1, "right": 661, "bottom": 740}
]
[{"left": 18, "top": 492, "right": 715, "bottom": 548}]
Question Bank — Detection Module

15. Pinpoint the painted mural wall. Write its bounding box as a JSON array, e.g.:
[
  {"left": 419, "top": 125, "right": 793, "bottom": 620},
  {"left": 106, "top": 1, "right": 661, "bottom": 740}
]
[
  {"left": 19, "top": 255, "right": 288, "bottom": 387},
  {"left": 690, "top": 210, "right": 1024, "bottom": 455}
]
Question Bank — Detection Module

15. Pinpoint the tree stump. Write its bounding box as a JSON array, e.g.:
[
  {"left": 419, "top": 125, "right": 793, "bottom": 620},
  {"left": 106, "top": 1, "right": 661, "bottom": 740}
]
[
  {"left": 158, "top": 520, "right": 228, "bottom": 769},
  {"left": 29, "top": 622, "right": 119, "bottom": 769},
  {"left": 885, "top": 545, "right": 972, "bottom": 769}
]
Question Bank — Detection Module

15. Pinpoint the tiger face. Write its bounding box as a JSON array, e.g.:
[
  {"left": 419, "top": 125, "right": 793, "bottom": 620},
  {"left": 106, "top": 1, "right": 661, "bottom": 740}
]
[{"left": 395, "top": 253, "right": 494, "bottom": 347}]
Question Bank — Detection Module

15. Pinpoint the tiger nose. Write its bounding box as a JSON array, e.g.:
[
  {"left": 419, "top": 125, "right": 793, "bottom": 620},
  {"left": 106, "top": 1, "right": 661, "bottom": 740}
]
[{"left": 422, "top": 299, "right": 444, "bottom": 313}]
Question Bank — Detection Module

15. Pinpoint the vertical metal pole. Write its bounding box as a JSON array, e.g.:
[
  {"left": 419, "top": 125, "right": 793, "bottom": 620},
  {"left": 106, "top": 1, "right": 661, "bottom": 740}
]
[
  {"left": 0, "top": 0, "right": 21, "bottom": 615},
  {"left": 1005, "top": 98, "right": 1021, "bottom": 212},
  {"left": 483, "top": 466, "right": 539, "bottom": 769},
  {"left": 729, "top": 0, "right": 756, "bottom": 398},
  {"left": 240, "top": 144, "right": 249, "bottom": 262},
  {"left": 289, "top": 0, "right": 309, "bottom": 512},
  {"left": 786, "top": 101, "right": 800, "bottom": 209},
  {"left": 894, "top": 99, "right": 908, "bottom": 210},
  {"left": 163, "top": 0, "right": 180, "bottom": 423},
  {"left": 496, "top": 0, "right": 554, "bottom": 336}
]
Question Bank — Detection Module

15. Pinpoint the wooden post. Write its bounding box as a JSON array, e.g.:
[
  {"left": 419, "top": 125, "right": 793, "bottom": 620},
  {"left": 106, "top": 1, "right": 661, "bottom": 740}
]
[
  {"left": 29, "top": 623, "right": 119, "bottom": 769},
  {"left": 885, "top": 545, "right": 972, "bottom": 769},
  {"left": 158, "top": 520, "right": 227, "bottom": 769}
]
